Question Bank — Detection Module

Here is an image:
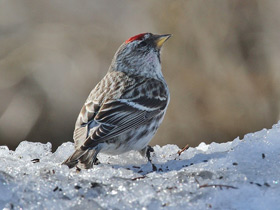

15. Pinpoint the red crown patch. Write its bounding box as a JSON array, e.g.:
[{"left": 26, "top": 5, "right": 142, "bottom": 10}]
[{"left": 125, "top": 33, "right": 146, "bottom": 44}]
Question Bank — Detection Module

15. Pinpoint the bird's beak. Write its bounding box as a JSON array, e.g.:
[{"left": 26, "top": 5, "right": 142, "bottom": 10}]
[{"left": 154, "top": 34, "right": 172, "bottom": 49}]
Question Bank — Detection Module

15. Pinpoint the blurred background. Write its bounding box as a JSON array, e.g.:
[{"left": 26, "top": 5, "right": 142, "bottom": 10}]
[{"left": 1, "top": 0, "right": 280, "bottom": 151}]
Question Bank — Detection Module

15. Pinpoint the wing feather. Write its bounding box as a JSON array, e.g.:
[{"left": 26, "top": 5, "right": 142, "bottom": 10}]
[{"left": 74, "top": 73, "right": 169, "bottom": 149}]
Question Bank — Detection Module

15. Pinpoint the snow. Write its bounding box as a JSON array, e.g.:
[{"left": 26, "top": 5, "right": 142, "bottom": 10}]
[{"left": 1, "top": 123, "right": 280, "bottom": 210}]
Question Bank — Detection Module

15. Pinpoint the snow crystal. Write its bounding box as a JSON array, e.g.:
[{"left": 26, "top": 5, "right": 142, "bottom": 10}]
[
  {"left": 1, "top": 122, "right": 280, "bottom": 209},
  {"left": 196, "top": 142, "right": 209, "bottom": 152}
]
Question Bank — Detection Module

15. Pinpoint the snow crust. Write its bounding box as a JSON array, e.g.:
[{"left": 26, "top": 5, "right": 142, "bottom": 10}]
[{"left": 1, "top": 122, "right": 280, "bottom": 210}]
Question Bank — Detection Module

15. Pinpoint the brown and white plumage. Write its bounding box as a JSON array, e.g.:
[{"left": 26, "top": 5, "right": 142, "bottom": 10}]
[{"left": 63, "top": 33, "right": 171, "bottom": 169}]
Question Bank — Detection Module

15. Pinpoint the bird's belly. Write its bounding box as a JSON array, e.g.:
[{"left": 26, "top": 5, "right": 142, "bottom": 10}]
[
  {"left": 100, "top": 118, "right": 162, "bottom": 155},
  {"left": 100, "top": 132, "right": 154, "bottom": 155}
]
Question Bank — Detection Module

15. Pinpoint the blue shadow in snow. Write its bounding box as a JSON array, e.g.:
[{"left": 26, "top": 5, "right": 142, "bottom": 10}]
[{"left": 111, "top": 151, "right": 228, "bottom": 175}]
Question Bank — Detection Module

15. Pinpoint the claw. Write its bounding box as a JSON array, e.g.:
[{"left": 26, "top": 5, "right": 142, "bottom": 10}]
[{"left": 146, "top": 145, "right": 154, "bottom": 162}]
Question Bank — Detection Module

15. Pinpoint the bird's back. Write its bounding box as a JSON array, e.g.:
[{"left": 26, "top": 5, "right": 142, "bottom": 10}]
[{"left": 73, "top": 71, "right": 169, "bottom": 150}]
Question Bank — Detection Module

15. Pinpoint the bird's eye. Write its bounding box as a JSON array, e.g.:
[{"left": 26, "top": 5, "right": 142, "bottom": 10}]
[{"left": 139, "top": 41, "right": 147, "bottom": 47}]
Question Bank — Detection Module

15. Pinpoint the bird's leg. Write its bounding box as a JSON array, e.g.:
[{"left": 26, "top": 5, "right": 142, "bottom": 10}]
[
  {"left": 143, "top": 145, "right": 157, "bottom": 171},
  {"left": 140, "top": 145, "right": 154, "bottom": 162},
  {"left": 146, "top": 145, "right": 154, "bottom": 162}
]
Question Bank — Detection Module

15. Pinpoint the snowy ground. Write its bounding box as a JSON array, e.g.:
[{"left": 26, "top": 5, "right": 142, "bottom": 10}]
[{"left": 1, "top": 123, "right": 280, "bottom": 210}]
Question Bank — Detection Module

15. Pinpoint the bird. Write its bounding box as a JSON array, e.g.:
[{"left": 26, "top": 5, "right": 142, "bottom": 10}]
[{"left": 63, "top": 33, "right": 171, "bottom": 169}]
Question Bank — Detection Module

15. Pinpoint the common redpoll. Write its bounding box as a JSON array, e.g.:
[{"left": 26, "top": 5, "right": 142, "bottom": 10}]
[{"left": 63, "top": 33, "right": 171, "bottom": 169}]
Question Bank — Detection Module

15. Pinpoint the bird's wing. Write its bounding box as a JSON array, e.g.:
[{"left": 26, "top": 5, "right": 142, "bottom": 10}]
[
  {"left": 73, "top": 71, "right": 128, "bottom": 148},
  {"left": 79, "top": 77, "right": 169, "bottom": 149},
  {"left": 73, "top": 101, "right": 100, "bottom": 149}
]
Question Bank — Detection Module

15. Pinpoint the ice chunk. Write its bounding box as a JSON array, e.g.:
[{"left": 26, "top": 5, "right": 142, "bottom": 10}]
[
  {"left": 1, "top": 122, "right": 280, "bottom": 209},
  {"left": 196, "top": 142, "right": 209, "bottom": 152},
  {"left": 51, "top": 142, "right": 75, "bottom": 163},
  {"left": 15, "top": 141, "right": 52, "bottom": 160},
  {"left": 0, "top": 172, "right": 13, "bottom": 205}
]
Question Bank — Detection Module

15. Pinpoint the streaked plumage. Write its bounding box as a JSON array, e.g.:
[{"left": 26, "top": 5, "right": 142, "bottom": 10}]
[{"left": 63, "top": 33, "right": 171, "bottom": 169}]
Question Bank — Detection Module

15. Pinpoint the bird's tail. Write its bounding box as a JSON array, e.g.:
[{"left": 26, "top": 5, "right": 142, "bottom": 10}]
[{"left": 63, "top": 148, "right": 98, "bottom": 169}]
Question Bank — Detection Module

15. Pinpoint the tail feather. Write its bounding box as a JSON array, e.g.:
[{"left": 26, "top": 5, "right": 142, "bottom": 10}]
[
  {"left": 78, "top": 150, "right": 97, "bottom": 169},
  {"left": 63, "top": 148, "right": 98, "bottom": 169}
]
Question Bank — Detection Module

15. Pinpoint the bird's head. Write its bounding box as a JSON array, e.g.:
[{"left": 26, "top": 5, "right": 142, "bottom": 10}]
[{"left": 110, "top": 33, "right": 171, "bottom": 79}]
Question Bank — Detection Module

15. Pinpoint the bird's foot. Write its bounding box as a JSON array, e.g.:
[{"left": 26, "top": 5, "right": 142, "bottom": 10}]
[{"left": 146, "top": 145, "right": 154, "bottom": 162}]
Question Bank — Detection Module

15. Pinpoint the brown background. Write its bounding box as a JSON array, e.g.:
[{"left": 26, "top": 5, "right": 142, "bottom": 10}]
[{"left": 1, "top": 0, "right": 279, "bottom": 151}]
